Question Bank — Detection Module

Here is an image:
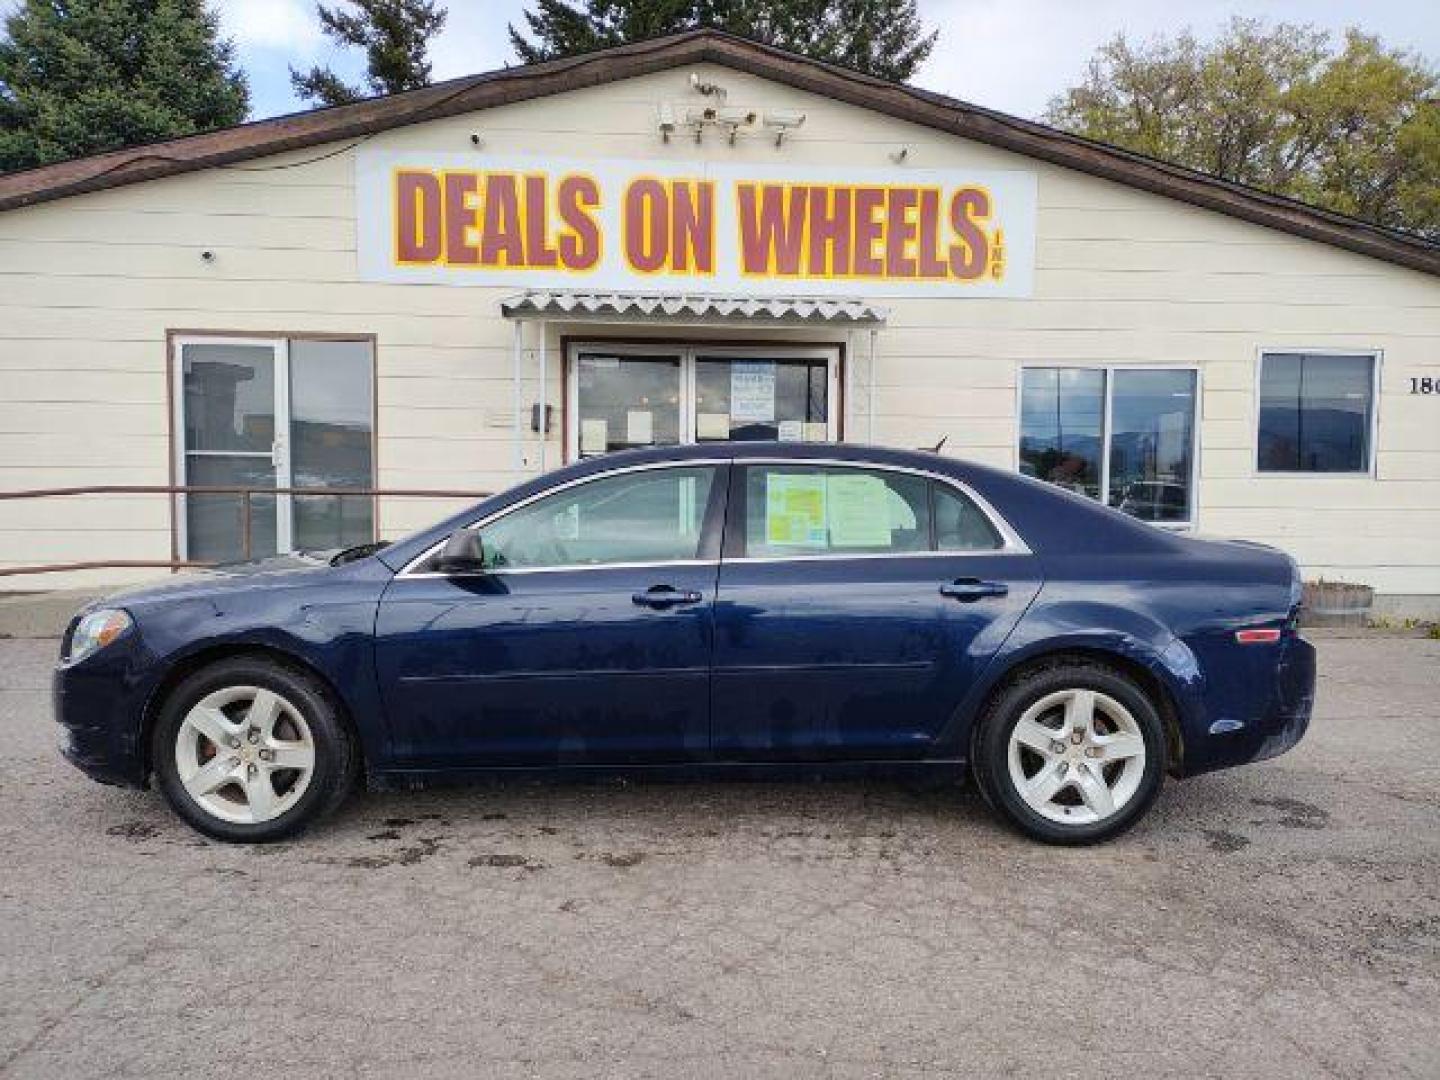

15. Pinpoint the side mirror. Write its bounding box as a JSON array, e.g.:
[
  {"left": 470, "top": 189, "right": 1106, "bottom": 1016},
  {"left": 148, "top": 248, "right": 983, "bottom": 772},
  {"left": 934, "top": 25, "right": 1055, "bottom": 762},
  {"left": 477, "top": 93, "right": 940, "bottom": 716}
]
[{"left": 433, "top": 530, "right": 486, "bottom": 575}]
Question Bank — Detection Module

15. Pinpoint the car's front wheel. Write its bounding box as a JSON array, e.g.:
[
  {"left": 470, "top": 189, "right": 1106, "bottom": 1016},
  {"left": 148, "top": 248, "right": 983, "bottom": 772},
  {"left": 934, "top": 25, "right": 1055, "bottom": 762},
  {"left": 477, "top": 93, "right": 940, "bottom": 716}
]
[
  {"left": 151, "top": 657, "right": 357, "bottom": 842},
  {"left": 972, "top": 661, "right": 1166, "bottom": 844}
]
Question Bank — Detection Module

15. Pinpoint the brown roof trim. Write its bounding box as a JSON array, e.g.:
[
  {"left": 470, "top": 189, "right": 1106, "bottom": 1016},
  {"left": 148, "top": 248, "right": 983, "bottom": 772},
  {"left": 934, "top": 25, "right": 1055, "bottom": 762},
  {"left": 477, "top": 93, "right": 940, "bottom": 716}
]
[{"left": 1, "top": 29, "right": 1436, "bottom": 277}]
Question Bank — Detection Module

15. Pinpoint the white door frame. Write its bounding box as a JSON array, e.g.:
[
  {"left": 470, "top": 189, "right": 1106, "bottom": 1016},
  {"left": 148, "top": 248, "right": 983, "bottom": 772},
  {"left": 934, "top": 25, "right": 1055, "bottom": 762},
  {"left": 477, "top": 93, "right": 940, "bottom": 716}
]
[{"left": 171, "top": 334, "right": 294, "bottom": 558}]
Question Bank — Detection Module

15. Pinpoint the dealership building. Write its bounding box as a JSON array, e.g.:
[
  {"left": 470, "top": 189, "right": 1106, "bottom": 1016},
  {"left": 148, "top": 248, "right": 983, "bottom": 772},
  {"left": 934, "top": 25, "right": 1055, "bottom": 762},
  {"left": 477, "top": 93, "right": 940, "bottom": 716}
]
[{"left": 1, "top": 30, "right": 1438, "bottom": 613}]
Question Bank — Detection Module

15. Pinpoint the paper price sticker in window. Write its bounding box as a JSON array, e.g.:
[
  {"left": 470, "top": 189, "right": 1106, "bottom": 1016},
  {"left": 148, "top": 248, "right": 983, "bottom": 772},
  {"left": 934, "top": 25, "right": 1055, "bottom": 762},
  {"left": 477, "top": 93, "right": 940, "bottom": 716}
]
[
  {"left": 765, "top": 473, "right": 827, "bottom": 547},
  {"left": 826, "top": 473, "right": 894, "bottom": 548}
]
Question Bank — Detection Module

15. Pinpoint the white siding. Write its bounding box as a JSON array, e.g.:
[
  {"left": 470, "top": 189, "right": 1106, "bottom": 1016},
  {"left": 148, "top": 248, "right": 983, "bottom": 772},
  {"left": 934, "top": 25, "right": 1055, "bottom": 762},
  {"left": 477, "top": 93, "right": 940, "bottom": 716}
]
[{"left": 1, "top": 62, "right": 1438, "bottom": 595}]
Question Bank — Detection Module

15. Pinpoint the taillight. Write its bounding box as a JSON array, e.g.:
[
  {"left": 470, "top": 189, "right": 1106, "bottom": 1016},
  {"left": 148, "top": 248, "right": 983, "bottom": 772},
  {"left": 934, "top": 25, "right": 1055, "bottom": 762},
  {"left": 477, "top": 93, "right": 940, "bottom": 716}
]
[{"left": 1235, "top": 627, "right": 1282, "bottom": 645}]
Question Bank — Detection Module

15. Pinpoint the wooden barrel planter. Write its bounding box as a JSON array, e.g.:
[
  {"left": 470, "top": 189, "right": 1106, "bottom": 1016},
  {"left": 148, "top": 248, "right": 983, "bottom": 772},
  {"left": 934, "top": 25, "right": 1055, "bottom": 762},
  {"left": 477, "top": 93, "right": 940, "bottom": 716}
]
[{"left": 1301, "top": 580, "right": 1374, "bottom": 628}]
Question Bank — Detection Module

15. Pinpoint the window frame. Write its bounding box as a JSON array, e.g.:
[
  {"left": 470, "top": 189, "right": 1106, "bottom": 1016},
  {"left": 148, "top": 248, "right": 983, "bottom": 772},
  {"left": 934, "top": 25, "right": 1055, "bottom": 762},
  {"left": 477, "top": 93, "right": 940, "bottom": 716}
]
[
  {"left": 565, "top": 341, "right": 842, "bottom": 461},
  {"left": 1253, "top": 347, "right": 1382, "bottom": 479},
  {"left": 167, "top": 330, "right": 381, "bottom": 562},
  {"left": 402, "top": 460, "right": 731, "bottom": 577},
  {"left": 1015, "top": 363, "right": 1203, "bottom": 530},
  {"left": 723, "top": 460, "right": 1028, "bottom": 563}
]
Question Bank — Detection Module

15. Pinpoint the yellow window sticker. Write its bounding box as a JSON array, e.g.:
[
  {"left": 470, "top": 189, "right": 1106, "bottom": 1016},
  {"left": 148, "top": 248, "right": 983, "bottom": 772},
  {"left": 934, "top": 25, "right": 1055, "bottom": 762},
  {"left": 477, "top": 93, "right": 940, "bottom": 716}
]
[{"left": 765, "top": 473, "right": 828, "bottom": 547}]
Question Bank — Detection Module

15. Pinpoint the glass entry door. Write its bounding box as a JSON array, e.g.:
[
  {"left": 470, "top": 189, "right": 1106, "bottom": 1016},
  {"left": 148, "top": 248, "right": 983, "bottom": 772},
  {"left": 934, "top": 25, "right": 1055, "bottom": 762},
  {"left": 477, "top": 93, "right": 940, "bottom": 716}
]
[
  {"left": 174, "top": 336, "right": 375, "bottom": 563},
  {"left": 568, "top": 343, "right": 839, "bottom": 459}
]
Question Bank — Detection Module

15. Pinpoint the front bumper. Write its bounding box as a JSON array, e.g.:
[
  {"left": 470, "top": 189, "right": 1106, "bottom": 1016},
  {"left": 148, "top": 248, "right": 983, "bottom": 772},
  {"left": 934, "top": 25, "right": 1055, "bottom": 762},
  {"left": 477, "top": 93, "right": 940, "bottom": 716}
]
[{"left": 53, "top": 638, "right": 153, "bottom": 789}]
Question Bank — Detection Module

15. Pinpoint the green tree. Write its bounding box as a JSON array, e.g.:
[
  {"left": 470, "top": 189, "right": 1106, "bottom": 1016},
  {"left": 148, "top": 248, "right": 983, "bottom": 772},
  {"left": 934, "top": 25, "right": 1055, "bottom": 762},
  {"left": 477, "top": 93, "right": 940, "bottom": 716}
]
[
  {"left": 1045, "top": 19, "right": 1440, "bottom": 238},
  {"left": 292, "top": 0, "right": 448, "bottom": 107},
  {"left": 0, "top": 0, "right": 248, "bottom": 174},
  {"left": 509, "top": 0, "right": 937, "bottom": 84}
]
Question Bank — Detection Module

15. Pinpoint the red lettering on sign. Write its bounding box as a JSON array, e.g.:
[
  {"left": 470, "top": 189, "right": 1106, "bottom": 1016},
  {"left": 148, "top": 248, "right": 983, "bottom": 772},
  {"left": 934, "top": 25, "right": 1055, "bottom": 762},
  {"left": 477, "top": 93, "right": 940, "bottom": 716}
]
[
  {"left": 737, "top": 184, "right": 806, "bottom": 275},
  {"left": 395, "top": 171, "right": 441, "bottom": 263},
  {"left": 557, "top": 175, "right": 600, "bottom": 271},
  {"left": 479, "top": 174, "right": 524, "bottom": 266},
  {"left": 852, "top": 187, "right": 885, "bottom": 276},
  {"left": 949, "top": 187, "right": 991, "bottom": 280},
  {"left": 523, "top": 174, "right": 559, "bottom": 268},
  {"left": 884, "top": 188, "right": 919, "bottom": 277},
  {"left": 443, "top": 173, "right": 479, "bottom": 265},
  {"left": 672, "top": 181, "right": 715, "bottom": 273},
  {"left": 808, "top": 186, "right": 851, "bottom": 276}
]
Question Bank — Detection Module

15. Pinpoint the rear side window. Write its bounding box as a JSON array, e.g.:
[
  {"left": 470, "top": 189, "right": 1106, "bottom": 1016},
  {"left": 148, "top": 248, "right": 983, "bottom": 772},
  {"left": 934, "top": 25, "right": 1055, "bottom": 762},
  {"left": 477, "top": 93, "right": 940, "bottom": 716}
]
[
  {"left": 934, "top": 483, "right": 1003, "bottom": 551},
  {"left": 743, "top": 466, "right": 931, "bottom": 557}
]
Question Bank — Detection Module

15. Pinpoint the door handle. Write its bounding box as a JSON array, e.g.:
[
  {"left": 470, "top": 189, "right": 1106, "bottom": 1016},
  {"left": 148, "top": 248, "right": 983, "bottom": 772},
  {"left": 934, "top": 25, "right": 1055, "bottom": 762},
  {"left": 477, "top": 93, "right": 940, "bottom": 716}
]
[
  {"left": 632, "top": 585, "right": 704, "bottom": 609},
  {"left": 940, "top": 578, "right": 1009, "bottom": 602}
]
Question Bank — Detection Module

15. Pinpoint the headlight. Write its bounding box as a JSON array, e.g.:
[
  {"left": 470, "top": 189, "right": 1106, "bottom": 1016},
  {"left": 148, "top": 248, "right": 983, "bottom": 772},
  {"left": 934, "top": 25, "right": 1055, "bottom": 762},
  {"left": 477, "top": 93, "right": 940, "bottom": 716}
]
[{"left": 66, "top": 609, "right": 133, "bottom": 664}]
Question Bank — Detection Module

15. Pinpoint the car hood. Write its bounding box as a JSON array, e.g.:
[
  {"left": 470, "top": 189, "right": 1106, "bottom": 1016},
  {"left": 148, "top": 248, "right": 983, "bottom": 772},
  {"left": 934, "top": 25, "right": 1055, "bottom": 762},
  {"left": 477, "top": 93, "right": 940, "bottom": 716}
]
[{"left": 95, "top": 551, "right": 338, "bottom": 607}]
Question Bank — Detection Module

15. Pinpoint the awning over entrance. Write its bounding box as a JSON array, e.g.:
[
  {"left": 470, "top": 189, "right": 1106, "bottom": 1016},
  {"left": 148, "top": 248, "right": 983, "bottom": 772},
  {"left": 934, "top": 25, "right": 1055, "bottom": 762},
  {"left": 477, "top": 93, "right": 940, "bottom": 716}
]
[
  {"left": 501, "top": 290, "right": 884, "bottom": 474},
  {"left": 500, "top": 290, "right": 888, "bottom": 325}
]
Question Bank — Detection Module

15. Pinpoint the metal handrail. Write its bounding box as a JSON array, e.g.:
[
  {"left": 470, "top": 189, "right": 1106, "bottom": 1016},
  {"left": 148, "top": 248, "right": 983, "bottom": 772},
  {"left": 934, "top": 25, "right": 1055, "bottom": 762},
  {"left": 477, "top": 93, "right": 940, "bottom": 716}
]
[{"left": 0, "top": 484, "right": 492, "bottom": 578}]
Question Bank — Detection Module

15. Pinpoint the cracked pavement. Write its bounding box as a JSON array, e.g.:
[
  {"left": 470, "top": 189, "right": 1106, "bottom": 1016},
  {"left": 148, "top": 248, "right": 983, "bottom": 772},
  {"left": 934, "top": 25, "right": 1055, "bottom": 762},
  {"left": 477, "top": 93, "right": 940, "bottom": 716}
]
[{"left": 1, "top": 635, "right": 1438, "bottom": 1078}]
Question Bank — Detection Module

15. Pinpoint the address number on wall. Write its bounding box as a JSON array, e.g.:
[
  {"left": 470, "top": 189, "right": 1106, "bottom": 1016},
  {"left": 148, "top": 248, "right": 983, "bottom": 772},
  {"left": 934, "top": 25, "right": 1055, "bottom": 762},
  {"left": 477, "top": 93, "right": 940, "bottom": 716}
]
[{"left": 1410, "top": 377, "right": 1440, "bottom": 395}]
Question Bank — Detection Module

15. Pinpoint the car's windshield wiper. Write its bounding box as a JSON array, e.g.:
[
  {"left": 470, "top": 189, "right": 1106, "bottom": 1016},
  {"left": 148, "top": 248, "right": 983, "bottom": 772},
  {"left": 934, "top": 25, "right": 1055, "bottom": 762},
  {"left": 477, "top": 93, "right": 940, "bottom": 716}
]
[{"left": 328, "top": 540, "right": 391, "bottom": 566}]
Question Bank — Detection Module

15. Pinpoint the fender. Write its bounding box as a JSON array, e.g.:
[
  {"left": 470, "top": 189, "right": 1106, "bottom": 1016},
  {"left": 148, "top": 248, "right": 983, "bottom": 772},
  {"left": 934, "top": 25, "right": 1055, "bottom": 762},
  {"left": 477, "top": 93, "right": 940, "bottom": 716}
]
[
  {"left": 125, "top": 560, "right": 395, "bottom": 773},
  {"left": 939, "top": 595, "right": 1206, "bottom": 761}
]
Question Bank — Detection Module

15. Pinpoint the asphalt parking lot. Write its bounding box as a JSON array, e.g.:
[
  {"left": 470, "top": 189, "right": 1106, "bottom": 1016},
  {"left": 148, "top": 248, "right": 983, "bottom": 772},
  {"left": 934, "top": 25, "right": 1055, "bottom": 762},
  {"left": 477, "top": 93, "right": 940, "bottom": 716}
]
[{"left": 1, "top": 634, "right": 1438, "bottom": 1079}]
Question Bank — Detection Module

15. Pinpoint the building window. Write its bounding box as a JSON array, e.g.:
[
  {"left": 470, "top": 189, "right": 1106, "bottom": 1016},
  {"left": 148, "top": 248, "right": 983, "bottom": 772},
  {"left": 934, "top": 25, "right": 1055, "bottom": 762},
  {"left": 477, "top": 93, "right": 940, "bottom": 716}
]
[
  {"left": 1257, "top": 352, "right": 1377, "bottom": 474},
  {"left": 569, "top": 344, "right": 838, "bottom": 458},
  {"left": 1020, "top": 366, "right": 1198, "bottom": 524},
  {"left": 173, "top": 335, "right": 376, "bottom": 562}
]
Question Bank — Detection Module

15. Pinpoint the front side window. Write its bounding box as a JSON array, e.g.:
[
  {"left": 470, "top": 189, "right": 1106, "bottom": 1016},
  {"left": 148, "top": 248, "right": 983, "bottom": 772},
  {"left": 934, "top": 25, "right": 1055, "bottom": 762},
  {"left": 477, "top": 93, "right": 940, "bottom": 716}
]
[
  {"left": 477, "top": 467, "right": 716, "bottom": 570},
  {"left": 1258, "top": 352, "right": 1376, "bottom": 474},
  {"left": 1020, "top": 366, "right": 1198, "bottom": 524}
]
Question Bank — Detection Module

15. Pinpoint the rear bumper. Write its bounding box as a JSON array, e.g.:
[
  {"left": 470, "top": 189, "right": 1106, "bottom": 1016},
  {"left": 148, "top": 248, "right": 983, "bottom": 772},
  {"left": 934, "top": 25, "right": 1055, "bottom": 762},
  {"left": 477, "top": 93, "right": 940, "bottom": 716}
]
[{"left": 1179, "top": 634, "right": 1316, "bottom": 776}]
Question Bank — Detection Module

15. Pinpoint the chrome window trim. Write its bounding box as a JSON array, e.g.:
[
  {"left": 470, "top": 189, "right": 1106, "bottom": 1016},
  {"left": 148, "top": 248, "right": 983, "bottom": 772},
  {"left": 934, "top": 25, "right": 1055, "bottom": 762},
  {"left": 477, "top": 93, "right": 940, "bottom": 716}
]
[
  {"left": 730, "top": 459, "right": 1030, "bottom": 561},
  {"left": 397, "top": 455, "right": 1031, "bottom": 580}
]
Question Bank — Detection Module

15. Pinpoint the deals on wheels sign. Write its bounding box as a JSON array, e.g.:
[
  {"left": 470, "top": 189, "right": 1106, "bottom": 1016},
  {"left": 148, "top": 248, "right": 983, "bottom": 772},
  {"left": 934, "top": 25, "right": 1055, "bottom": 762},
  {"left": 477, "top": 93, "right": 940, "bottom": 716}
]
[{"left": 355, "top": 151, "right": 1037, "bottom": 297}]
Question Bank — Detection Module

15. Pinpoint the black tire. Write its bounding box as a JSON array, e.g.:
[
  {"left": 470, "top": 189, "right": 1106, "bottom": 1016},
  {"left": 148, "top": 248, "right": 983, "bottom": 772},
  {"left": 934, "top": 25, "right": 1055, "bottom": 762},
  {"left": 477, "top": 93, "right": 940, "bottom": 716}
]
[
  {"left": 972, "top": 660, "right": 1166, "bottom": 845},
  {"left": 151, "top": 656, "right": 358, "bottom": 843}
]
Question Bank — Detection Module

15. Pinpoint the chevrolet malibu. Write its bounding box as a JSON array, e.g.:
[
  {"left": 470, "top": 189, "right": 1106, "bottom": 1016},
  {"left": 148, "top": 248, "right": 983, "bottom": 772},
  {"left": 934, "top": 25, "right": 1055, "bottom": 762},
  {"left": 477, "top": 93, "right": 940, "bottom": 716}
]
[{"left": 55, "top": 443, "right": 1315, "bottom": 844}]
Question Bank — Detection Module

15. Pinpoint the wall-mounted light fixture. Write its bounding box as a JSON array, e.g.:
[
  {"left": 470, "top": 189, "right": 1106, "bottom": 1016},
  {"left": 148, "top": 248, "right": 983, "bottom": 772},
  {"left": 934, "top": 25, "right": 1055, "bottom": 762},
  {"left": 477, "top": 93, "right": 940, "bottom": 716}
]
[
  {"left": 685, "top": 105, "right": 714, "bottom": 143},
  {"left": 656, "top": 102, "right": 676, "bottom": 143},
  {"left": 469, "top": 132, "right": 484, "bottom": 148},
  {"left": 890, "top": 146, "right": 910, "bottom": 164},
  {"left": 689, "top": 72, "right": 728, "bottom": 102},
  {"left": 763, "top": 110, "right": 806, "bottom": 146},
  {"left": 716, "top": 106, "right": 758, "bottom": 144}
]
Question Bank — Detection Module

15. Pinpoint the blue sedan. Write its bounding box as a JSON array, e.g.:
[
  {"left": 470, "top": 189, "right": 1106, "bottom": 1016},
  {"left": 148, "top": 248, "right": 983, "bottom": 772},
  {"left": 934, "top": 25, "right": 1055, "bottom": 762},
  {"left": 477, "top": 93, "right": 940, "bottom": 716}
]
[{"left": 54, "top": 443, "right": 1315, "bottom": 844}]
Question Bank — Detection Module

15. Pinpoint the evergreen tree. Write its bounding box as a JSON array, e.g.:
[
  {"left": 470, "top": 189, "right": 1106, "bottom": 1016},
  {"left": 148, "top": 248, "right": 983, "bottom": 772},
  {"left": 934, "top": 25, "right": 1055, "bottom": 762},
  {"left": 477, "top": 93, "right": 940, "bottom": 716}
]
[
  {"left": 292, "top": 0, "right": 448, "bottom": 107},
  {"left": 509, "top": 0, "right": 937, "bottom": 84},
  {"left": 0, "top": 0, "right": 248, "bottom": 173}
]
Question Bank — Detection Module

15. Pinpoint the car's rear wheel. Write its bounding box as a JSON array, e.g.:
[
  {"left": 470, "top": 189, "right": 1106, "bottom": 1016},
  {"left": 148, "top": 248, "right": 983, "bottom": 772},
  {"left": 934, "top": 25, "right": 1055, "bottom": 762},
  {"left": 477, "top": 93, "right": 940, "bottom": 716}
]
[
  {"left": 973, "top": 661, "right": 1165, "bottom": 844},
  {"left": 151, "top": 657, "right": 356, "bottom": 842}
]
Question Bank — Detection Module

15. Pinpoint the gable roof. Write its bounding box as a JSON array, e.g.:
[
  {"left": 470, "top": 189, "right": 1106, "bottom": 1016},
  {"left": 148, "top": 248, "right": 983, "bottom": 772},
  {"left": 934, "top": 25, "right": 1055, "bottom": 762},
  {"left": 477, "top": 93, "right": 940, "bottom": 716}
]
[{"left": 0, "top": 28, "right": 1436, "bottom": 277}]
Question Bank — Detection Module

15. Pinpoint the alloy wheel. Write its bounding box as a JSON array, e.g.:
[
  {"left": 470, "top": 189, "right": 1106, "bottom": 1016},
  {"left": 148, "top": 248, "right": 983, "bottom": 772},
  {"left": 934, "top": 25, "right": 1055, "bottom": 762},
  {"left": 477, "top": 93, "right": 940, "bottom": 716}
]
[
  {"left": 1006, "top": 688, "right": 1147, "bottom": 826},
  {"left": 173, "top": 685, "right": 316, "bottom": 825}
]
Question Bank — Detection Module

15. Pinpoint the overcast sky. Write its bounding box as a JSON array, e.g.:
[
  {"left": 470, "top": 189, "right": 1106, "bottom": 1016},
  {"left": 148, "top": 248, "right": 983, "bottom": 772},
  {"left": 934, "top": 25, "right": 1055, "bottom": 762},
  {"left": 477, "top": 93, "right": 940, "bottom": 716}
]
[{"left": 192, "top": 1, "right": 1440, "bottom": 122}]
